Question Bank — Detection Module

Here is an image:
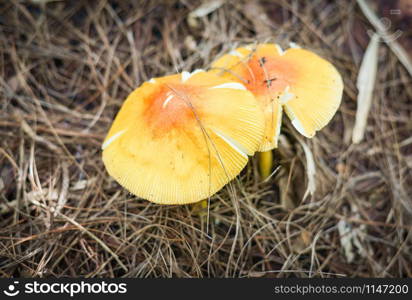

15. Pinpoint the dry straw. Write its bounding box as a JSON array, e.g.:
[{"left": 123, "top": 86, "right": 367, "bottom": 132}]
[{"left": 0, "top": 0, "right": 411, "bottom": 278}]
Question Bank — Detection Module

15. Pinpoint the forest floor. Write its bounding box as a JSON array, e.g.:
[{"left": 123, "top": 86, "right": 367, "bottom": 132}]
[{"left": 0, "top": 0, "right": 411, "bottom": 277}]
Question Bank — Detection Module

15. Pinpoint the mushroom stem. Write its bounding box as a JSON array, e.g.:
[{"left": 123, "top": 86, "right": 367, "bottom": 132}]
[
  {"left": 193, "top": 199, "right": 208, "bottom": 217},
  {"left": 258, "top": 150, "right": 273, "bottom": 179}
]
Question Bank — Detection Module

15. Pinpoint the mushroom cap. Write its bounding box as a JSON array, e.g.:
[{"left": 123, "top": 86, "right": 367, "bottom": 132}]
[
  {"left": 102, "top": 70, "right": 265, "bottom": 204},
  {"left": 211, "top": 44, "right": 343, "bottom": 150}
]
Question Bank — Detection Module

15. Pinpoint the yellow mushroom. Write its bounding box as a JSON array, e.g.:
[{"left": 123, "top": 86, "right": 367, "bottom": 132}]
[
  {"left": 102, "top": 70, "right": 265, "bottom": 204},
  {"left": 211, "top": 43, "right": 343, "bottom": 149}
]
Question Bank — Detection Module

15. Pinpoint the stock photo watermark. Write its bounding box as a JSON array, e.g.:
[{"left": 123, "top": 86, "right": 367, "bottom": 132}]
[
  {"left": 2, "top": 281, "right": 127, "bottom": 297},
  {"left": 365, "top": 8, "right": 404, "bottom": 43}
]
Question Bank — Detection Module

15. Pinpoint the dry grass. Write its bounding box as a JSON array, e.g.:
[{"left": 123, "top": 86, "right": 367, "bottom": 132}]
[{"left": 1, "top": 0, "right": 412, "bottom": 278}]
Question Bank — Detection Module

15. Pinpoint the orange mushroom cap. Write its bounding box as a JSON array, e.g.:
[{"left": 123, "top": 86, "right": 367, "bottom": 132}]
[
  {"left": 102, "top": 70, "right": 265, "bottom": 204},
  {"left": 211, "top": 43, "right": 343, "bottom": 151}
]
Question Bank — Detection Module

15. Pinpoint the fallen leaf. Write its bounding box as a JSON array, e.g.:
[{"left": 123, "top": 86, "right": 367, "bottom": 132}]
[{"left": 352, "top": 33, "right": 379, "bottom": 144}]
